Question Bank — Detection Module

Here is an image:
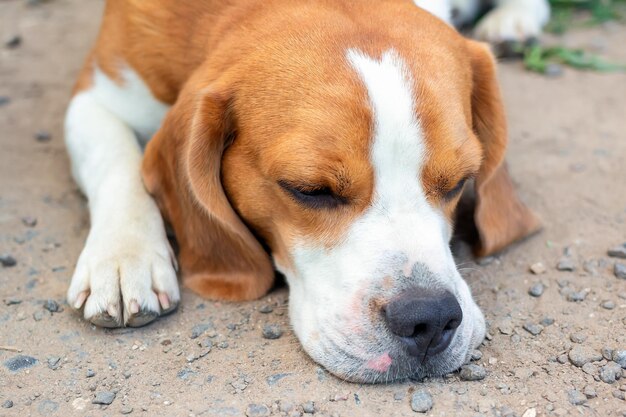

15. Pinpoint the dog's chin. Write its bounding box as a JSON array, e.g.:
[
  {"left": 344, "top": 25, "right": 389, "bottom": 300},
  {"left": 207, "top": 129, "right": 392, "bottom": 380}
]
[{"left": 303, "top": 321, "right": 485, "bottom": 384}]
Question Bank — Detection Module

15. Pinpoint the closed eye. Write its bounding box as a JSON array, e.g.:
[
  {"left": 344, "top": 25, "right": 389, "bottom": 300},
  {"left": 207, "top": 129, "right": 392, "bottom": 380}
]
[
  {"left": 278, "top": 180, "right": 347, "bottom": 209},
  {"left": 444, "top": 177, "right": 468, "bottom": 200}
]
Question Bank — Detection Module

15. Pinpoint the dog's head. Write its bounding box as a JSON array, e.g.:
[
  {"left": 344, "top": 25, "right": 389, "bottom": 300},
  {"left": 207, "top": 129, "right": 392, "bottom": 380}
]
[{"left": 142, "top": 4, "right": 540, "bottom": 383}]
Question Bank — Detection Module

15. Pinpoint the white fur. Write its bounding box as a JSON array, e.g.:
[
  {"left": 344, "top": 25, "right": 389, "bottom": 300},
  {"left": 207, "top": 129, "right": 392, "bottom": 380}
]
[
  {"left": 475, "top": 0, "right": 550, "bottom": 42},
  {"left": 278, "top": 50, "right": 485, "bottom": 382},
  {"left": 65, "top": 66, "right": 179, "bottom": 325},
  {"left": 413, "top": 0, "right": 453, "bottom": 24}
]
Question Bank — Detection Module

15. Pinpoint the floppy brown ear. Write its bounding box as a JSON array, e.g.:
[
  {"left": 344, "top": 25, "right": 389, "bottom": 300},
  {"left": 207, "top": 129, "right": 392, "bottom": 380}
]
[
  {"left": 467, "top": 40, "right": 541, "bottom": 257},
  {"left": 142, "top": 82, "right": 275, "bottom": 301}
]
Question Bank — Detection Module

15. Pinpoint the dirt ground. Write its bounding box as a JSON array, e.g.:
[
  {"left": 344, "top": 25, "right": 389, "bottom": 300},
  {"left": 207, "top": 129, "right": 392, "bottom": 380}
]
[{"left": 1, "top": 0, "right": 626, "bottom": 416}]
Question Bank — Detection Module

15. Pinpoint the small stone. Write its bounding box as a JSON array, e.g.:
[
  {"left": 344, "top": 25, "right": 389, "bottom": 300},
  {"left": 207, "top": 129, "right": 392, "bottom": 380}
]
[
  {"left": 583, "top": 385, "right": 597, "bottom": 399},
  {"left": 566, "top": 290, "right": 588, "bottom": 302},
  {"left": 528, "top": 283, "right": 544, "bottom": 297},
  {"left": 523, "top": 322, "right": 543, "bottom": 336},
  {"left": 92, "top": 391, "right": 116, "bottom": 405},
  {"left": 279, "top": 401, "right": 294, "bottom": 413},
  {"left": 608, "top": 244, "right": 626, "bottom": 259},
  {"left": 86, "top": 369, "right": 95, "bottom": 378},
  {"left": 5, "top": 34, "right": 21, "bottom": 49},
  {"left": 602, "top": 347, "right": 614, "bottom": 361},
  {"left": 0, "top": 96, "right": 10, "bottom": 107},
  {"left": 47, "top": 356, "right": 61, "bottom": 369},
  {"left": 0, "top": 254, "right": 17, "bottom": 267},
  {"left": 459, "top": 364, "right": 486, "bottom": 381},
  {"left": 34, "top": 130, "right": 51, "bottom": 142},
  {"left": 570, "top": 332, "right": 587, "bottom": 344},
  {"left": 21, "top": 216, "right": 37, "bottom": 227},
  {"left": 612, "top": 350, "right": 626, "bottom": 368},
  {"left": 545, "top": 63, "right": 563, "bottom": 77},
  {"left": 262, "top": 324, "right": 283, "bottom": 340},
  {"left": 245, "top": 404, "right": 270, "bottom": 417},
  {"left": 557, "top": 354, "right": 569, "bottom": 364},
  {"left": 4, "top": 299, "right": 22, "bottom": 306},
  {"left": 567, "top": 389, "right": 587, "bottom": 405},
  {"left": 540, "top": 317, "right": 555, "bottom": 326},
  {"left": 120, "top": 406, "right": 133, "bottom": 414},
  {"left": 38, "top": 400, "right": 59, "bottom": 414},
  {"left": 601, "top": 300, "right": 616, "bottom": 310},
  {"left": 569, "top": 346, "right": 602, "bottom": 367},
  {"left": 614, "top": 263, "right": 626, "bottom": 280},
  {"left": 410, "top": 390, "right": 433, "bottom": 413},
  {"left": 2, "top": 400, "right": 13, "bottom": 408},
  {"left": 259, "top": 305, "right": 273, "bottom": 314},
  {"left": 582, "top": 362, "right": 597, "bottom": 376},
  {"left": 302, "top": 401, "right": 315, "bottom": 414},
  {"left": 4, "top": 355, "right": 38, "bottom": 371},
  {"left": 529, "top": 262, "right": 546, "bottom": 274},
  {"left": 600, "top": 362, "right": 623, "bottom": 384},
  {"left": 583, "top": 260, "right": 599, "bottom": 275},
  {"left": 521, "top": 408, "right": 536, "bottom": 417},
  {"left": 43, "top": 299, "right": 60, "bottom": 313},
  {"left": 498, "top": 320, "right": 514, "bottom": 335},
  {"left": 556, "top": 258, "right": 576, "bottom": 271},
  {"left": 471, "top": 350, "right": 483, "bottom": 361},
  {"left": 190, "top": 323, "right": 211, "bottom": 339},
  {"left": 613, "top": 390, "right": 626, "bottom": 400}
]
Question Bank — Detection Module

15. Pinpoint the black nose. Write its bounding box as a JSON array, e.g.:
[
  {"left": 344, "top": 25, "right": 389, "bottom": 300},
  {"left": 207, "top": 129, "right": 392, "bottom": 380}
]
[{"left": 384, "top": 289, "right": 463, "bottom": 358}]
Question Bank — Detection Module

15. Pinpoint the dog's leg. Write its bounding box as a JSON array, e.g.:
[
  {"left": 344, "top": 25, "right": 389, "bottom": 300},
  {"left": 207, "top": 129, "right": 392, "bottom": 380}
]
[
  {"left": 474, "top": 0, "right": 550, "bottom": 44},
  {"left": 65, "top": 68, "right": 179, "bottom": 328}
]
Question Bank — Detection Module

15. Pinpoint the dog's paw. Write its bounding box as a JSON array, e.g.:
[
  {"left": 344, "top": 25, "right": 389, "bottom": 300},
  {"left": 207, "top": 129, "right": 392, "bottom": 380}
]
[
  {"left": 67, "top": 216, "right": 180, "bottom": 328},
  {"left": 474, "top": 1, "right": 548, "bottom": 45}
]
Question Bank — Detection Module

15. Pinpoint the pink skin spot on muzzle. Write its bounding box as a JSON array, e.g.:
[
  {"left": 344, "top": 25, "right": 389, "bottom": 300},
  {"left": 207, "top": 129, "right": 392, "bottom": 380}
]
[{"left": 366, "top": 352, "right": 392, "bottom": 372}]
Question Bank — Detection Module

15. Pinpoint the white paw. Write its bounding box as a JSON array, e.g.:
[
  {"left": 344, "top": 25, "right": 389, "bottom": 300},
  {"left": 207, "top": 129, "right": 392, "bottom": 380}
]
[
  {"left": 475, "top": 4, "right": 546, "bottom": 43},
  {"left": 67, "top": 205, "right": 180, "bottom": 328}
]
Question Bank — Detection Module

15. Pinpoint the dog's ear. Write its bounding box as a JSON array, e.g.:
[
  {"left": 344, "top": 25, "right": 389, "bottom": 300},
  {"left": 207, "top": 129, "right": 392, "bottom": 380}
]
[
  {"left": 466, "top": 40, "right": 541, "bottom": 257},
  {"left": 142, "top": 81, "right": 274, "bottom": 301}
]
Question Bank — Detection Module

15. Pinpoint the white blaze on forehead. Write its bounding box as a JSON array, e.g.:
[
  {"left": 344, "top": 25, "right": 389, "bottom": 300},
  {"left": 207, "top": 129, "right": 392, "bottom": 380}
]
[{"left": 346, "top": 49, "right": 429, "bottom": 215}]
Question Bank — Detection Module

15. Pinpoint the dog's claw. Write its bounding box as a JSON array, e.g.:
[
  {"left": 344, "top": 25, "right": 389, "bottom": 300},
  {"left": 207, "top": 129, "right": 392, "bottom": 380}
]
[
  {"left": 90, "top": 311, "right": 122, "bottom": 328},
  {"left": 126, "top": 308, "right": 159, "bottom": 328}
]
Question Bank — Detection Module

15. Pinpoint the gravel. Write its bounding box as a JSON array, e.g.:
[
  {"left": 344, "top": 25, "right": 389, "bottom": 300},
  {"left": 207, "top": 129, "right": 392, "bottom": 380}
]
[
  {"left": 47, "top": 356, "right": 61, "bottom": 370},
  {"left": 0, "top": 254, "right": 17, "bottom": 267},
  {"left": 614, "top": 263, "right": 626, "bottom": 280},
  {"left": 5, "top": 34, "right": 21, "bottom": 49},
  {"left": 2, "top": 400, "right": 13, "bottom": 408},
  {"left": 613, "top": 350, "right": 626, "bottom": 368},
  {"left": 608, "top": 244, "right": 626, "bottom": 259},
  {"left": 120, "top": 406, "right": 133, "bottom": 414},
  {"left": 410, "top": 390, "right": 433, "bottom": 413},
  {"left": 246, "top": 404, "right": 271, "bottom": 417},
  {"left": 600, "top": 362, "right": 623, "bottom": 384},
  {"left": 528, "top": 283, "right": 544, "bottom": 297},
  {"left": 258, "top": 305, "right": 273, "bottom": 314},
  {"left": 34, "top": 130, "right": 51, "bottom": 142},
  {"left": 262, "top": 324, "right": 283, "bottom": 340},
  {"left": 92, "top": 391, "right": 116, "bottom": 405},
  {"left": 21, "top": 216, "right": 37, "bottom": 227},
  {"left": 529, "top": 262, "right": 546, "bottom": 274},
  {"left": 583, "top": 385, "right": 597, "bottom": 398},
  {"left": 302, "top": 401, "right": 315, "bottom": 414},
  {"left": 556, "top": 259, "right": 576, "bottom": 271},
  {"left": 569, "top": 346, "right": 602, "bottom": 367},
  {"left": 43, "top": 299, "right": 60, "bottom": 313},
  {"left": 459, "top": 364, "right": 486, "bottom": 381},
  {"left": 471, "top": 350, "right": 483, "bottom": 361},
  {"left": 190, "top": 323, "right": 212, "bottom": 339},
  {"left": 4, "top": 355, "right": 38, "bottom": 371},
  {"left": 601, "top": 300, "right": 616, "bottom": 310},
  {"left": 567, "top": 389, "right": 587, "bottom": 405},
  {"left": 523, "top": 322, "right": 543, "bottom": 336},
  {"left": 86, "top": 369, "right": 95, "bottom": 378},
  {"left": 569, "top": 332, "right": 587, "bottom": 344}
]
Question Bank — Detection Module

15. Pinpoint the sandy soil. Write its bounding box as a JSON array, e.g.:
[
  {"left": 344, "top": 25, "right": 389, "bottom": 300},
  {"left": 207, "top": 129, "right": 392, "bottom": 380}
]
[{"left": 1, "top": 1, "right": 626, "bottom": 416}]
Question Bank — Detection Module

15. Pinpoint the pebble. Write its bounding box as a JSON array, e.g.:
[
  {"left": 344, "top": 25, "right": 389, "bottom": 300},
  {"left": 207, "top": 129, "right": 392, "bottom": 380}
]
[
  {"left": 600, "top": 362, "right": 623, "bottom": 384},
  {"left": 4, "top": 298, "right": 22, "bottom": 306},
  {"left": 545, "top": 63, "right": 564, "bottom": 77},
  {"left": 2, "top": 400, "right": 13, "bottom": 408},
  {"left": 4, "top": 355, "right": 38, "bottom": 371},
  {"left": 614, "top": 263, "right": 626, "bottom": 280},
  {"left": 566, "top": 289, "right": 589, "bottom": 302},
  {"left": 86, "top": 369, "right": 95, "bottom": 378},
  {"left": 0, "top": 96, "right": 10, "bottom": 106},
  {"left": 120, "top": 406, "right": 134, "bottom": 414},
  {"left": 601, "top": 300, "right": 616, "bottom": 310},
  {"left": 92, "top": 391, "right": 116, "bottom": 405},
  {"left": 262, "top": 324, "right": 283, "bottom": 340},
  {"left": 583, "top": 385, "right": 597, "bottom": 398},
  {"left": 43, "top": 299, "right": 60, "bottom": 313},
  {"left": 569, "top": 346, "right": 602, "bottom": 367},
  {"left": 190, "top": 323, "right": 211, "bottom": 339},
  {"left": 5, "top": 34, "right": 21, "bottom": 49},
  {"left": 246, "top": 404, "right": 270, "bottom": 417},
  {"left": 521, "top": 408, "right": 536, "bottom": 417},
  {"left": 528, "top": 283, "right": 544, "bottom": 297},
  {"left": 613, "top": 390, "right": 626, "bottom": 400},
  {"left": 302, "top": 401, "right": 315, "bottom": 414},
  {"left": 570, "top": 332, "right": 587, "bottom": 344},
  {"left": 529, "top": 262, "right": 546, "bottom": 275},
  {"left": 582, "top": 362, "right": 597, "bottom": 376},
  {"left": 35, "top": 130, "right": 51, "bottom": 142},
  {"left": 608, "top": 244, "right": 626, "bottom": 259},
  {"left": 47, "top": 356, "right": 61, "bottom": 370},
  {"left": 279, "top": 401, "right": 294, "bottom": 413},
  {"left": 259, "top": 305, "right": 273, "bottom": 314},
  {"left": 459, "top": 364, "right": 486, "bottom": 381},
  {"left": 556, "top": 258, "right": 576, "bottom": 271},
  {"left": 613, "top": 350, "right": 626, "bottom": 368},
  {"left": 471, "top": 350, "right": 483, "bottom": 361},
  {"left": 567, "top": 389, "right": 587, "bottom": 405},
  {"left": 602, "top": 347, "right": 614, "bottom": 360},
  {"left": 21, "top": 216, "right": 37, "bottom": 227},
  {"left": 0, "top": 254, "right": 17, "bottom": 267},
  {"left": 410, "top": 390, "right": 433, "bottom": 413},
  {"left": 540, "top": 317, "right": 555, "bottom": 326},
  {"left": 523, "top": 322, "right": 543, "bottom": 336}
]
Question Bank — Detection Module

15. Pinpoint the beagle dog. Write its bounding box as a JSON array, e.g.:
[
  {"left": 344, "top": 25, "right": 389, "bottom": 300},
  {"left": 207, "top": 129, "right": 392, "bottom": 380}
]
[{"left": 64, "top": 0, "right": 541, "bottom": 383}]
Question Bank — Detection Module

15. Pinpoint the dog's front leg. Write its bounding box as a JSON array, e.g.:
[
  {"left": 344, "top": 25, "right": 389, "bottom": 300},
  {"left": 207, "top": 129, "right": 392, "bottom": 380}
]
[
  {"left": 64, "top": 90, "right": 179, "bottom": 328},
  {"left": 475, "top": 0, "right": 550, "bottom": 44}
]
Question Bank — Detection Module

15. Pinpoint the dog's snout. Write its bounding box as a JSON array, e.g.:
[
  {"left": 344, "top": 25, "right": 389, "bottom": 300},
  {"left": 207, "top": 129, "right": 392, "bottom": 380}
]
[{"left": 384, "top": 289, "right": 463, "bottom": 358}]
